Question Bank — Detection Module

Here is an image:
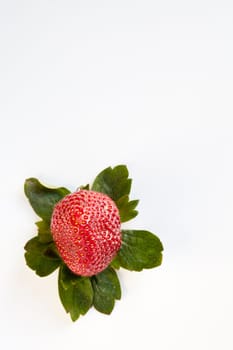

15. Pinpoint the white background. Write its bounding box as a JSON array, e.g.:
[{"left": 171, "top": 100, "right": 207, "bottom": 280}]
[{"left": 1, "top": 1, "right": 233, "bottom": 349}]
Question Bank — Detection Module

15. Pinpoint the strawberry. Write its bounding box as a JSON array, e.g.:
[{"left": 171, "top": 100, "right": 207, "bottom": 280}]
[{"left": 50, "top": 190, "right": 121, "bottom": 276}]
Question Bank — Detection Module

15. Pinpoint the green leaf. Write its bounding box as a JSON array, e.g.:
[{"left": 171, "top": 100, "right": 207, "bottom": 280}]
[
  {"left": 116, "top": 195, "right": 139, "bottom": 223},
  {"left": 91, "top": 165, "right": 131, "bottom": 201},
  {"left": 110, "top": 255, "right": 121, "bottom": 270},
  {"left": 117, "top": 230, "right": 163, "bottom": 271},
  {"left": 58, "top": 265, "right": 93, "bottom": 322},
  {"left": 79, "top": 184, "right": 90, "bottom": 190},
  {"left": 36, "top": 220, "right": 53, "bottom": 243},
  {"left": 24, "top": 178, "right": 70, "bottom": 223},
  {"left": 91, "top": 267, "right": 121, "bottom": 315},
  {"left": 91, "top": 165, "right": 139, "bottom": 222},
  {"left": 24, "top": 236, "right": 61, "bottom": 277}
]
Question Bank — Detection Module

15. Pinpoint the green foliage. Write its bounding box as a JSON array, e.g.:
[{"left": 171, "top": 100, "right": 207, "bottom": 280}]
[
  {"left": 24, "top": 178, "right": 70, "bottom": 223},
  {"left": 117, "top": 230, "right": 163, "bottom": 271},
  {"left": 91, "top": 165, "right": 139, "bottom": 222},
  {"left": 36, "top": 220, "right": 53, "bottom": 243},
  {"left": 110, "top": 255, "right": 121, "bottom": 269},
  {"left": 91, "top": 267, "right": 121, "bottom": 314},
  {"left": 58, "top": 265, "right": 93, "bottom": 321},
  {"left": 24, "top": 236, "right": 61, "bottom": 277},
  {"left": 92, "top": 165, "right": 130, "bottom": 200},
  {"left": 116, "top": 195, "right": 139, "bottom": 223},
  {"left": 58, "top": 265, "right": 121, "bottom": 320},
  {"left": 79, "top": 184, "right": 90, "bottom": 190}
]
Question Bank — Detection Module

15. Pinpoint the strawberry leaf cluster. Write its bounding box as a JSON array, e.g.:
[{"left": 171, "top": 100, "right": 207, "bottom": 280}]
[{"left": 24, "top": 165, "right": 163, "bottom": 321}]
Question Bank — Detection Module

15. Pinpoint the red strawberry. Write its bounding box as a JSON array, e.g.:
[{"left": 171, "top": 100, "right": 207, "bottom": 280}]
[{"left": 50, "top": 190, "right": 121, "bottom": 276}]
